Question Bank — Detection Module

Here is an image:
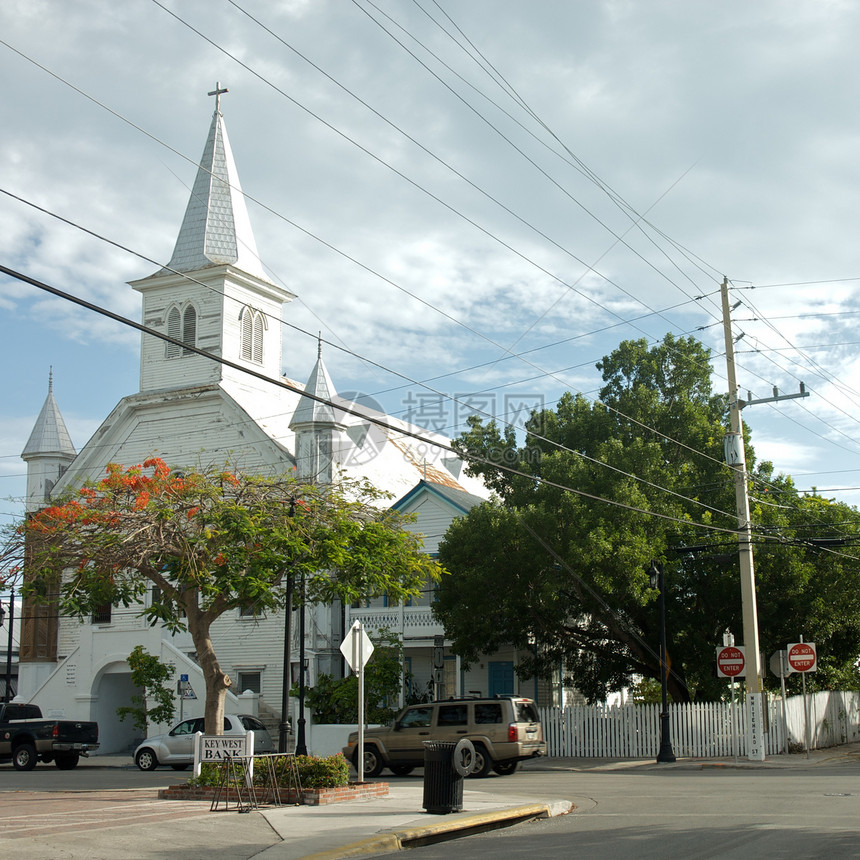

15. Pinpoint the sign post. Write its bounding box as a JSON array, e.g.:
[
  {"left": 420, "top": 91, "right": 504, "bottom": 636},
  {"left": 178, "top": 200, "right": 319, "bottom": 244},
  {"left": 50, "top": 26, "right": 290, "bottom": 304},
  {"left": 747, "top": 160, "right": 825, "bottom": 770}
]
[
  {"left": 177, "top": 674, "right": 196, "bottom": 721},
  {"left": 717, "top": 643, "right": 745, "bottom": 759},
  {"left": 340, "top": 621, "right": 374, "bottom": 782},
  {"left": 769, "top": 650, "right": 790, "bottom": 753},
  {"left": 787, "top": 640, "right": 817, "bottom": 758},
  {"left": 718, "top": 636, "right": 744, "bottom": 758}
]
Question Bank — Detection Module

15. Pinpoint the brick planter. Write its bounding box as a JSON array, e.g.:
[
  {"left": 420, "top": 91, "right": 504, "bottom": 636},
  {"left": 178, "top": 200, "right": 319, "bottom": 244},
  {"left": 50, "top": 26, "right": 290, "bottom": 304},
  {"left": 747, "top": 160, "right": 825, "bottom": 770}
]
[{"left": 159, "top": 781, "right": 389, "bottom": 806}]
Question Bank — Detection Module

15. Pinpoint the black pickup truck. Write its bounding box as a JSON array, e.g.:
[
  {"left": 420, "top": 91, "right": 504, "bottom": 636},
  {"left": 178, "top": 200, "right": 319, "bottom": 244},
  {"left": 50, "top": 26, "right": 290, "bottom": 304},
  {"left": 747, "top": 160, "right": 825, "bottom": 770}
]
[{"left": 0, "top": 703, "right": 99, "bottom": 770}]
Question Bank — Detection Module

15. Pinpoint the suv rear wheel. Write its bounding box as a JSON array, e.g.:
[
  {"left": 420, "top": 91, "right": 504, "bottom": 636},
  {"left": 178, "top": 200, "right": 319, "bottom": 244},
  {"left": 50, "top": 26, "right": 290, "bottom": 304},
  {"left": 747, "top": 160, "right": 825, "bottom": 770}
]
[
  {"left": 469, "top": 743, "right": 493, "bottom": 778},
  {"left": 357, "top": 744, "right": 385, "bottom": 778},
  {"left": 55, "top": 752, "right": 80, "bottom": 770}
]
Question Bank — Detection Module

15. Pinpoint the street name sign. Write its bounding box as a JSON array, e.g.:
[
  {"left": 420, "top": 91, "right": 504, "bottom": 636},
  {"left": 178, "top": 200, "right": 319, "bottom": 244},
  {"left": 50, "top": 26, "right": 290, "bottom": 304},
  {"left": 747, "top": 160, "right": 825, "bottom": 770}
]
[{"left": 716, "top": 645, "right": 746, "bottom": 678}]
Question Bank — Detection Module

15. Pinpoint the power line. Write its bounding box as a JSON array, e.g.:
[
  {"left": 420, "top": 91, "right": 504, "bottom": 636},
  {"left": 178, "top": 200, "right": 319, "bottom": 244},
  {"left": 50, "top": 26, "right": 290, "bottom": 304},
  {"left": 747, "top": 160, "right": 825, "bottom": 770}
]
[{"left": 0, "top": 261, "right": 763, "bottom": 540}]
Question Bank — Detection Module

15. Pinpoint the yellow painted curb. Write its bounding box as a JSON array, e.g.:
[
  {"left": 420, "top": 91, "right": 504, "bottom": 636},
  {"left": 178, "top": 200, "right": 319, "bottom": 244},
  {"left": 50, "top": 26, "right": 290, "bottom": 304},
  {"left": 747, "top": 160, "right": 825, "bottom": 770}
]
[
  {"left": 297, "top": 833, "right": 401, "bottom": 860},
  {"left": 395, "top": 803, "right": 552, "bottom": 844},
  {"left": 297, "top": 804, "right": 553, "bottom": 860}
]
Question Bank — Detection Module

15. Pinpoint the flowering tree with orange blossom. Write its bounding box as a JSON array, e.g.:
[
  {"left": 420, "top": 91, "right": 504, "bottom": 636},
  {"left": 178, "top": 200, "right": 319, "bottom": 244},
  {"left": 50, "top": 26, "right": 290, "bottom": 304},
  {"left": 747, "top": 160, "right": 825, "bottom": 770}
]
[{"left": 2, "top": 458, "right": 442, "bottom": 734}]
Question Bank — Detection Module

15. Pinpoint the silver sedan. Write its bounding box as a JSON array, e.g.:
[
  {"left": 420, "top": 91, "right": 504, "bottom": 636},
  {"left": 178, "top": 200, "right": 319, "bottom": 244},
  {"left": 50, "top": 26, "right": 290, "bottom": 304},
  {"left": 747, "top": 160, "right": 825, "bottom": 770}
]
[{"left": 133, "top": 714, "right": 274, "bottom": 770}]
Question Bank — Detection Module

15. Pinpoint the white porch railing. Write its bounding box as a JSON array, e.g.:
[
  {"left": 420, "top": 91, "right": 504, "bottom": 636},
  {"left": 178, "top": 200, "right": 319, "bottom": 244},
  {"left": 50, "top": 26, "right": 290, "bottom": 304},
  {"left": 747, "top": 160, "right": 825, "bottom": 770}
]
[{"left": 346, "top": 606, "right": 440, "bottom": 638}]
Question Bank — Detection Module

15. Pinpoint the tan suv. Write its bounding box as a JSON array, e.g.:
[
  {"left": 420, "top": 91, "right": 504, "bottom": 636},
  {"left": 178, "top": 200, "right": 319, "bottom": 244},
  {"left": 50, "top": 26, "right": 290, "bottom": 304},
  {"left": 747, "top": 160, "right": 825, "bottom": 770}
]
[{"left": 343, "top": 696, "right": 546, "bottom": 777}]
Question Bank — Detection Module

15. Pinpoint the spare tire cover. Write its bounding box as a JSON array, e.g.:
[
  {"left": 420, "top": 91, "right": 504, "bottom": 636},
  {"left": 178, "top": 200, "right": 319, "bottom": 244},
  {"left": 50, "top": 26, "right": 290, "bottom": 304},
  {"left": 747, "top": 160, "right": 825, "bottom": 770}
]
[{"left": 453, "top": 738, "right": 476, "bottom": 776}]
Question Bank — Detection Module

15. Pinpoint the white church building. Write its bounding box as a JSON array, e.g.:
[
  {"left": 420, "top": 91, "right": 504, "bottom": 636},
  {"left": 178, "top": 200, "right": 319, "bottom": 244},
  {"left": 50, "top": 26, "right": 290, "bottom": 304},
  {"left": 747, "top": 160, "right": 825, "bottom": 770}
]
[{"left": 17, "top": 94, "right": 541, "bottom": 754}]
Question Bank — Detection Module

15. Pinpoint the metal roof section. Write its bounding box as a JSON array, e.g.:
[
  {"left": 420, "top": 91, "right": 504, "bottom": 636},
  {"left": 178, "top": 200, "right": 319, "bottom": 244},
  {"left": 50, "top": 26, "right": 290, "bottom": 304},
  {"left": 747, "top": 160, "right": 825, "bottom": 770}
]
[
  {"left": 158, "top": 102, "right": 269, "bottom": 282},
  {"left": 290, "top": 343, "right": 342, "bottom": 429},
  {"left": 21, "top": 372, "right": 77, "bottom": 460}
]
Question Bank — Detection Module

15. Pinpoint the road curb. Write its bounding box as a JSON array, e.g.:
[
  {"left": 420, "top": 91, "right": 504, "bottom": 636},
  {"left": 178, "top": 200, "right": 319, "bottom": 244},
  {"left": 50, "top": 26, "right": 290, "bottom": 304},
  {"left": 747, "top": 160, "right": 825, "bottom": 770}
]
[{"left": 297, "top": 802, "right": 572, "bottom": 860}]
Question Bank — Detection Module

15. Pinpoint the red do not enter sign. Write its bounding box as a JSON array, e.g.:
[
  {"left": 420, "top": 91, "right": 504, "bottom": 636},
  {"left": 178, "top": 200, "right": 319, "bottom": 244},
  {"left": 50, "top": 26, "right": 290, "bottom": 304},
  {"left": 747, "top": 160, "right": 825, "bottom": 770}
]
[
  {"left": 716, "top": 645, "right": 746, "bottom": 678},
  {"left": 787, "top": 642, "right": 817, "bottom": 673}
]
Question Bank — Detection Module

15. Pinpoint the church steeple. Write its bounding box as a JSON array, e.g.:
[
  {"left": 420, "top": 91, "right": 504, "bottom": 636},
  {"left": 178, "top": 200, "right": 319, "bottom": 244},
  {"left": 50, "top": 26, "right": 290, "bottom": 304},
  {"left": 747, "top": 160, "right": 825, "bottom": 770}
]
[
  {"left": 158, "top": 84, "right": 268, "bottom": 281},
  {"left": 130, "top": 87, "right": 295, "bottom": 395},
  {"left": 22, "top": 370, "right": 77, "bottom": 512}
]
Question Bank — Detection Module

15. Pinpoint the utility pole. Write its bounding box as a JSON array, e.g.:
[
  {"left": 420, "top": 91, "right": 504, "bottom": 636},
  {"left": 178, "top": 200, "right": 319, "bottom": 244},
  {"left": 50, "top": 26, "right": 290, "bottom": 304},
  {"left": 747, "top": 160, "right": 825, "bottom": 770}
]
[
  {"left": 2, "top": 591, "right": 13, "bottom": 703},
  {"left": 720, "top": 277, "right": 808, "bottom": 761}
]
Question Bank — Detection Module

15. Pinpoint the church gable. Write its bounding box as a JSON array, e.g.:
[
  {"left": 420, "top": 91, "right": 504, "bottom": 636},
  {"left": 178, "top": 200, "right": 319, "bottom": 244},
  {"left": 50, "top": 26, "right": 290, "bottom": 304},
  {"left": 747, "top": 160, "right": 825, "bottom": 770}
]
[{"left": 51, "top": 386, "right": 295, "bottom": 500}]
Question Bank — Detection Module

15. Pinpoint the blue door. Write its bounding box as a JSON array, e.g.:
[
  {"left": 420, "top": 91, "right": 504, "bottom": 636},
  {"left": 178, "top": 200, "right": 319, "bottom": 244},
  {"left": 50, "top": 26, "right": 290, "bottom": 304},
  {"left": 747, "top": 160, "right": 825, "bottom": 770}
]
[{"left": 488, "top": 661, "right": 514, "bottom": 697}]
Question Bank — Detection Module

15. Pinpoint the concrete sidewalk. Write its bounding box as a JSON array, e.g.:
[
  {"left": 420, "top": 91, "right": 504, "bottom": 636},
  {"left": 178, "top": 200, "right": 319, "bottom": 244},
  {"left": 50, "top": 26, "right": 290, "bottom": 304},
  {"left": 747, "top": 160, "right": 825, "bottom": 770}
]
[{"left": 255, "top": 786, "right": 572, "bottom": 860}]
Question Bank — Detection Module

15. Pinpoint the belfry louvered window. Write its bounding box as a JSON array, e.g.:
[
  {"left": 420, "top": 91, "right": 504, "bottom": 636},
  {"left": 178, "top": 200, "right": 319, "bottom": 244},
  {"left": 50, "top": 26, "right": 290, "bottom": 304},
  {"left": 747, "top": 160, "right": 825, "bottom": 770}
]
[
  {"left": 166, "top": 307, "right": 182, "bottom": 358},
  {"left": 166, "top": 304, "right": 197, "bottom": 358},
  {"left": 182, "top": 306, "right": 196, "bottom": 355},
  {"left": 240, "top": 306, "right": 264, "bottom": 364}
]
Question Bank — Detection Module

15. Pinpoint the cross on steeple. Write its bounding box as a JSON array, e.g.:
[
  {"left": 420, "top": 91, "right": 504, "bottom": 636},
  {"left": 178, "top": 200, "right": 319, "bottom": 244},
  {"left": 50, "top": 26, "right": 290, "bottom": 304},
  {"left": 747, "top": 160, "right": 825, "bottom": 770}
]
[{"left": 208, "top": 81, "right": 228, "bottom": 113}]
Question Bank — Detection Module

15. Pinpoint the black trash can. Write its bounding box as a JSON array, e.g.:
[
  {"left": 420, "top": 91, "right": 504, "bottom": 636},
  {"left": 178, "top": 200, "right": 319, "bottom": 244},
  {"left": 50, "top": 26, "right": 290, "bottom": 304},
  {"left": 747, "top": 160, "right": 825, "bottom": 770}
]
[{"left": 422, "top": 738, "right": 474, "bottom": 814}]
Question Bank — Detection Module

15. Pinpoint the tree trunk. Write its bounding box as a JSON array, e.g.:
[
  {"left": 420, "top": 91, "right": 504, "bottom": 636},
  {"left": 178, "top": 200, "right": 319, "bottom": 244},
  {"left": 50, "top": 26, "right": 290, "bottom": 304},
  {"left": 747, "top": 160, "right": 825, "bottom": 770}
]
[{"left": 186, "top": 612, "right": 232, "bottom": 735}]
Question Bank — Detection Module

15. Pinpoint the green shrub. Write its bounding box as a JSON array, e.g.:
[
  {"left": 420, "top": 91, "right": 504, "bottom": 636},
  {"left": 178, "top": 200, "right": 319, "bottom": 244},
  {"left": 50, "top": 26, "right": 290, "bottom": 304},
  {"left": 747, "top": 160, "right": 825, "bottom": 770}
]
[
  {"left": 292, "top": 753, "right": 350, "bottom": 788},
  {"left": 187, "top": 752, "right": 350, "bottom": 789}
]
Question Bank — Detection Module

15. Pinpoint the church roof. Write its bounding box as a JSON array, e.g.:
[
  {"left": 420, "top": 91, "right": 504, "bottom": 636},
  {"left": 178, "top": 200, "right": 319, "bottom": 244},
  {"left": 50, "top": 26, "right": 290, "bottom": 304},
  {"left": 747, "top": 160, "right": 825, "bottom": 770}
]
[
  {"left": 22, "top": 373, "right": 76, "bottom": 460},
  {"left": 290, "top": 346, "right": 341, "bottom": 429},
  {"left": 157, "top": 98, "right": 269, "bottom": 281}
]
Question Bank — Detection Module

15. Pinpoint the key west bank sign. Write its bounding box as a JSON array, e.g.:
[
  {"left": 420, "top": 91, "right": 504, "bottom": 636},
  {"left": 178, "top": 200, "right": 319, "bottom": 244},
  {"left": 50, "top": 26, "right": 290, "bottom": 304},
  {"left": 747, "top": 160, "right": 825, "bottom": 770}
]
[{"left": 192, "top": 731, "right": 255, "bottom": 778}]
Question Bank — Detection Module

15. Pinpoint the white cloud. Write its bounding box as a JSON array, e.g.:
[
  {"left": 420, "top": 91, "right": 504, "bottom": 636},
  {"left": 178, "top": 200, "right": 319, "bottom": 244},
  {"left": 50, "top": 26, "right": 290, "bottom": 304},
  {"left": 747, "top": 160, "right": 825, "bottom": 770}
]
[{"left": 2, "top": 0, "right": 860, "bottom": 524}]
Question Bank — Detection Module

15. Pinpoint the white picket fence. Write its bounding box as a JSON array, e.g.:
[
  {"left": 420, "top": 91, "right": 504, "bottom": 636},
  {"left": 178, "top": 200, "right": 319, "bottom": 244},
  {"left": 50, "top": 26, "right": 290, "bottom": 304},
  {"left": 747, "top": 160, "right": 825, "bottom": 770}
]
[
  {"left": 538, "top": 697, "right": 810, "bottom": 758},
  {"left": 780, "top": 690, "right": 860, "bottom": 749}
]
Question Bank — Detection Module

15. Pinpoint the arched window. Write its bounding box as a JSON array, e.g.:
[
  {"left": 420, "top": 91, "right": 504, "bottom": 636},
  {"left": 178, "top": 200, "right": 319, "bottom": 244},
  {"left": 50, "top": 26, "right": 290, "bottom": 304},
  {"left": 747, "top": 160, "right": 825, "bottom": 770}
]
[
  {"left": 240, "top": 307, "right": 265, "bottom": 364},
  {"left": 166, "top": 304, "right": 197, "bottom": 358}
]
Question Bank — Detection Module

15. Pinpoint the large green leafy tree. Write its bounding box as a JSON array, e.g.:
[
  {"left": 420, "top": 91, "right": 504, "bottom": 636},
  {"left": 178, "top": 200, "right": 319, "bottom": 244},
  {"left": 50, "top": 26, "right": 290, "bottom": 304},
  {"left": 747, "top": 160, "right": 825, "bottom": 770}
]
[
  {"left": 3, "top": 459, "right": 441, "bottom": 733},
  {"left": 435, "top": 335, "right": 860, "bottom": 702}
]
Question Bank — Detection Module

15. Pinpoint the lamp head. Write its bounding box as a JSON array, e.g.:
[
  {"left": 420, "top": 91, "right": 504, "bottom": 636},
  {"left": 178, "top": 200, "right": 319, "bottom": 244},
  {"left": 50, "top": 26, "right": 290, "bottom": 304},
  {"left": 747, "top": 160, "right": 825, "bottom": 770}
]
[{"left": 646, "top": 560, "right": 661, "bottom": 590}]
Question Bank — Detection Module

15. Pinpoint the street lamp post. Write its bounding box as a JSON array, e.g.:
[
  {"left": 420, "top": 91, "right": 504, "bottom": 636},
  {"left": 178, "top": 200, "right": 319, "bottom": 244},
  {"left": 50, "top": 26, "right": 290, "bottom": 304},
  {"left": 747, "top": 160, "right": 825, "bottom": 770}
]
[
  {"left": 295, "top": 570, "right": 308, "bottom": 757},
  {"left": 649, "top": 561, "right": 676, "bottom": 763},
  {"left": 278, "top": 574, "right": 293, "bottom": 754},
  {"left": 0, "top": 591, "right": 13, "bottom": 703}
]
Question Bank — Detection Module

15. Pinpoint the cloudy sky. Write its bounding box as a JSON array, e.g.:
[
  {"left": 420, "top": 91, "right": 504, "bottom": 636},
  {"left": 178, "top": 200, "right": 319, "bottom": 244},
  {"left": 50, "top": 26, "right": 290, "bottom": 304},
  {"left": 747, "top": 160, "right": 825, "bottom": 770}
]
[{"left": 2, "top": 0, "right": 860, "bottom": 527}]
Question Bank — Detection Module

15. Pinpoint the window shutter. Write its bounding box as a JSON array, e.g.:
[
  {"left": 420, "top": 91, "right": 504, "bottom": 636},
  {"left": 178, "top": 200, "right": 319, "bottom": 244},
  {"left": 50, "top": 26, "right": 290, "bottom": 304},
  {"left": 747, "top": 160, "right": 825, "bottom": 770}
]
[
  {"left": 166, "top": 308, "right": 181, "bottom": 358},
  {"left": 182, "top": 306, "right": 197, "bottom": 354},
  {"left": 241, "top": 308, "right": 253, "bottom": 360},
  {"left": 253, "top": 312, "right": 263, "bottom": 363}
]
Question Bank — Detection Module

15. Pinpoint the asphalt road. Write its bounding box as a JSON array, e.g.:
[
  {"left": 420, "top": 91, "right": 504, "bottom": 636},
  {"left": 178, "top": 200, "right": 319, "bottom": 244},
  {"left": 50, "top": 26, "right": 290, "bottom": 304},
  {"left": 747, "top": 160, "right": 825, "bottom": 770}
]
[
  {"left": 389, "top": 758, "right": 860, "bottom": 859},
  {"left": 0, "top": 757, "right": 180, "bottom": 792}
]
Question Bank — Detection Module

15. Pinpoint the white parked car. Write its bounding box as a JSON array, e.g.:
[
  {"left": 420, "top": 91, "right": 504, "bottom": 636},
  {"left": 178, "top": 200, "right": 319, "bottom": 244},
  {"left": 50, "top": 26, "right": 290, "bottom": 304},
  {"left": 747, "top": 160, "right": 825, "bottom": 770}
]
[{"left": 134, "top": 714, "right": 275, "bottom": 771}]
